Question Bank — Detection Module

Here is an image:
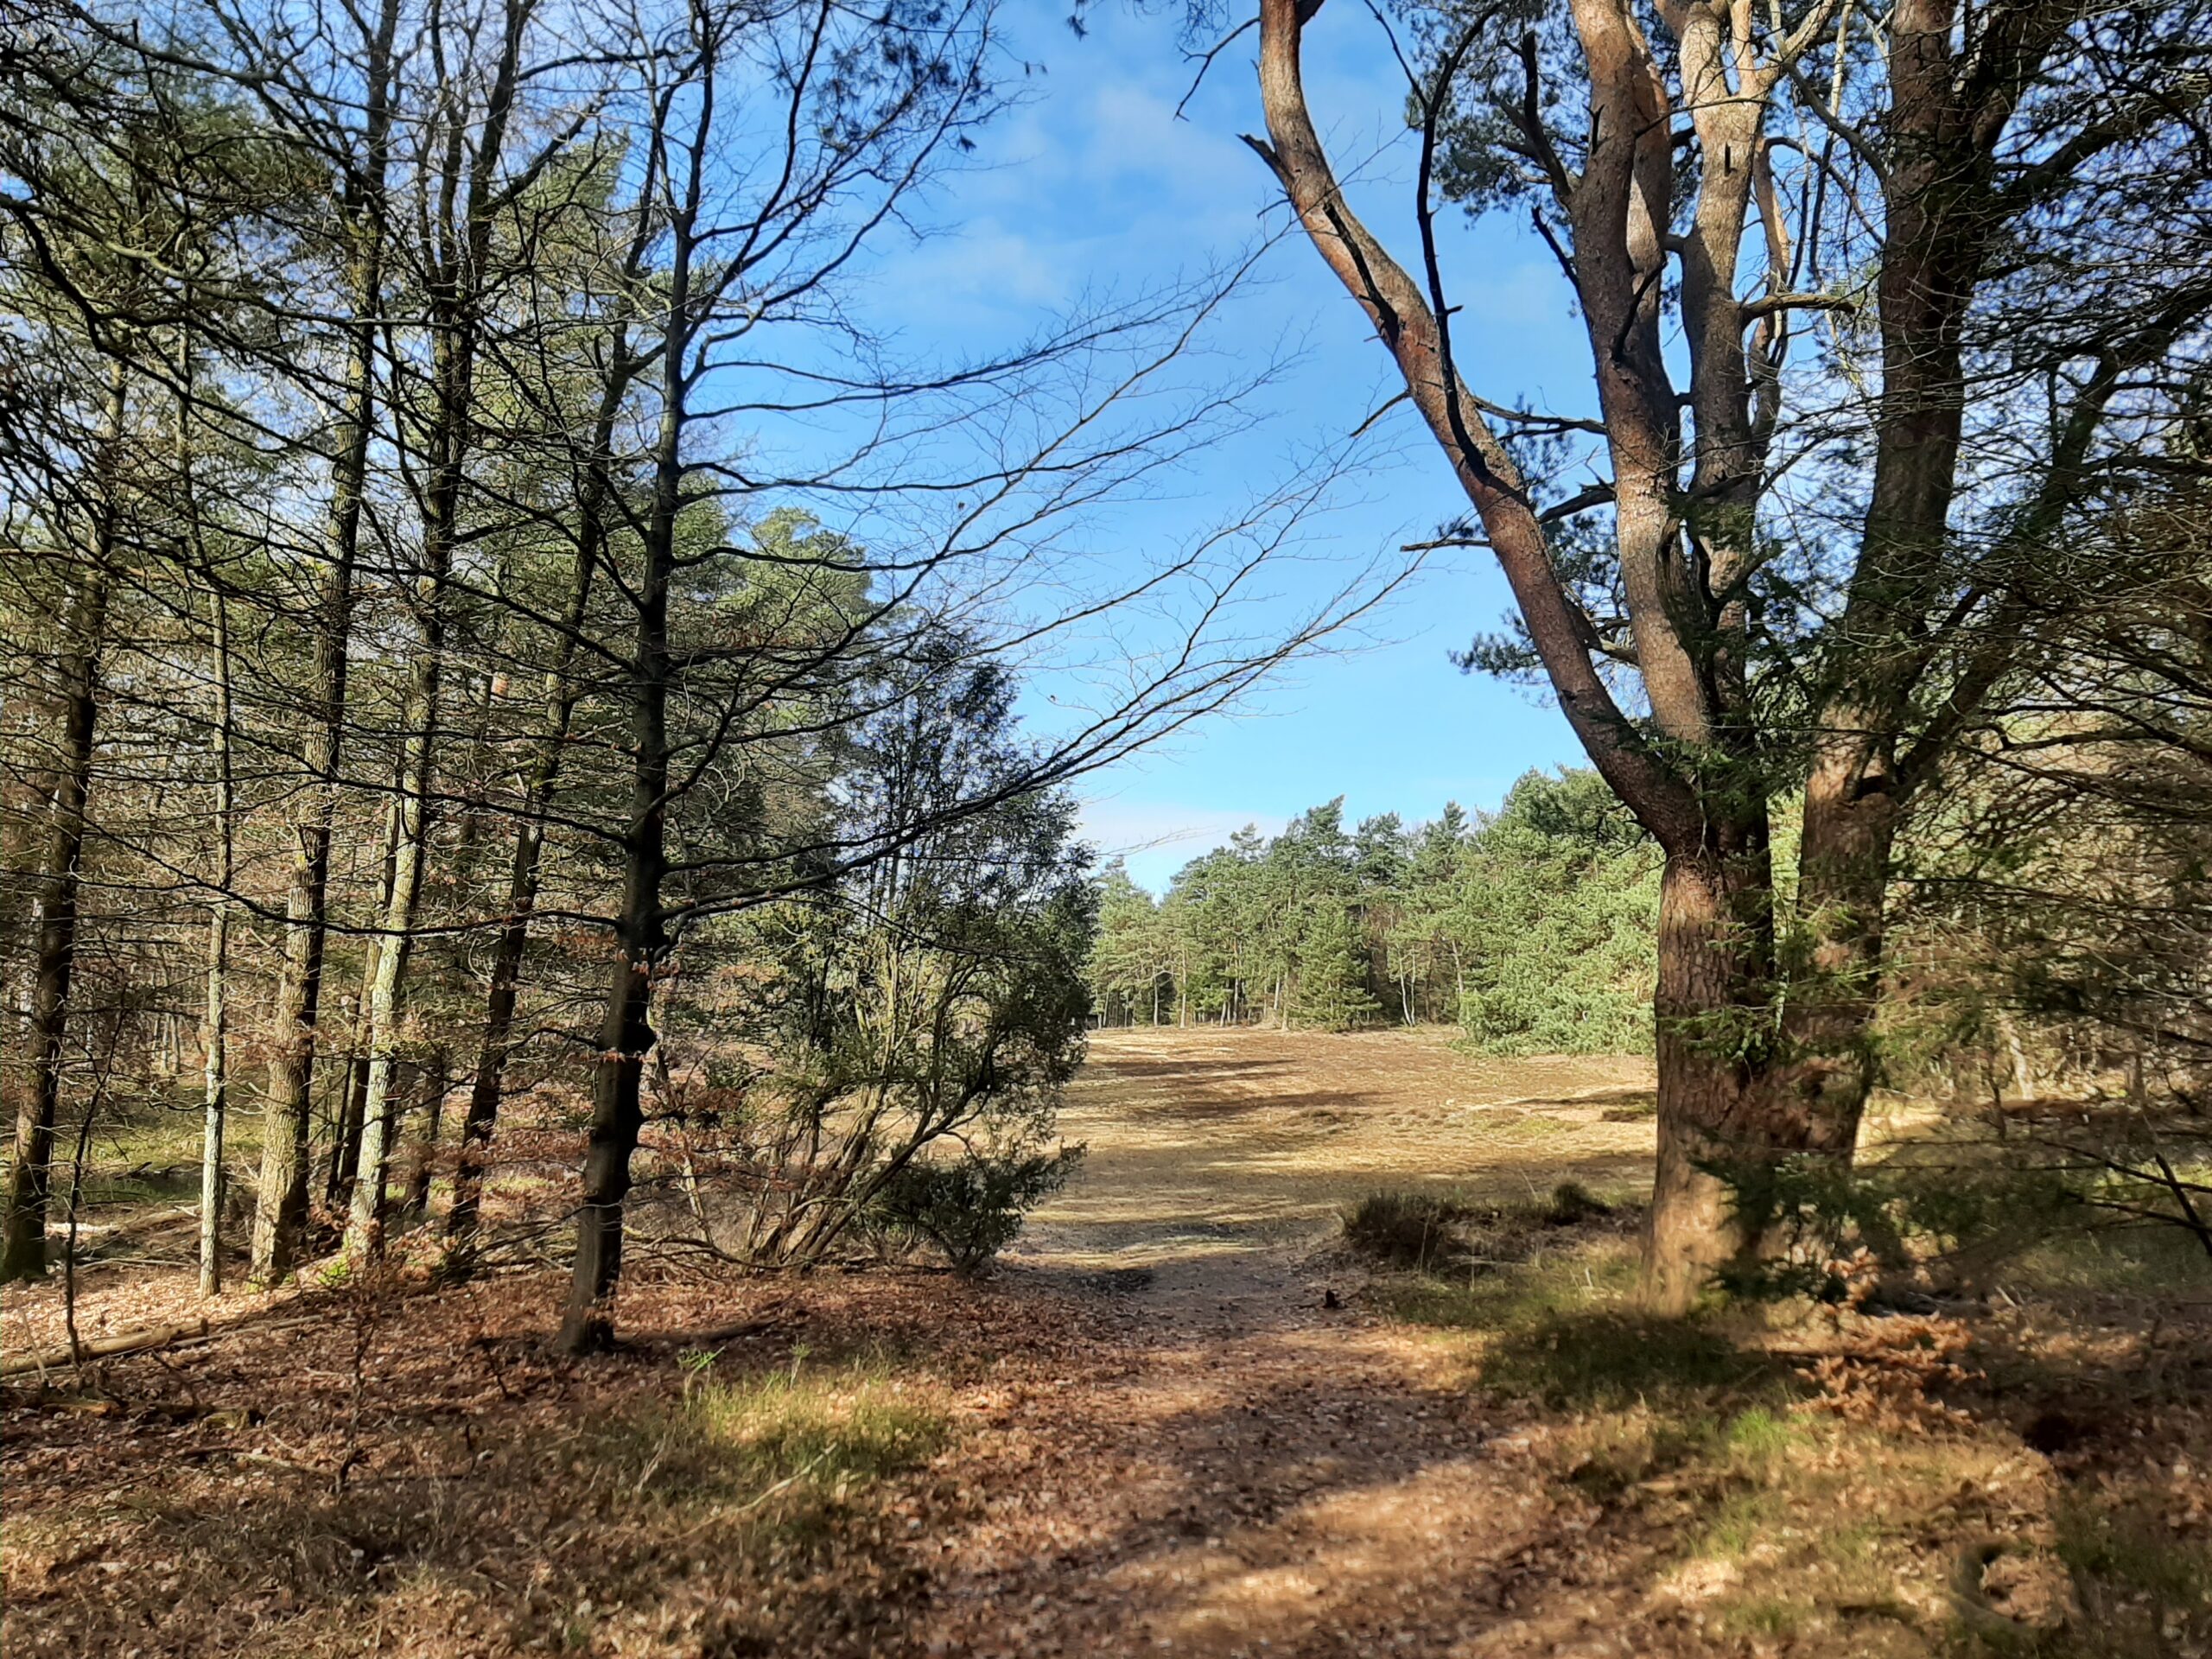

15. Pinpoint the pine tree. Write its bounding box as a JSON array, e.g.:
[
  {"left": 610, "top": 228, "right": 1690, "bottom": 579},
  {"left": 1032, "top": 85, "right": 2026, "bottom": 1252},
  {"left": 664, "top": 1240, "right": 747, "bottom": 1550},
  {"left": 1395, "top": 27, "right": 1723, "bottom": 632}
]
[{"left": 1287, "top": 899, "right": 1380, "bottom": 1031}]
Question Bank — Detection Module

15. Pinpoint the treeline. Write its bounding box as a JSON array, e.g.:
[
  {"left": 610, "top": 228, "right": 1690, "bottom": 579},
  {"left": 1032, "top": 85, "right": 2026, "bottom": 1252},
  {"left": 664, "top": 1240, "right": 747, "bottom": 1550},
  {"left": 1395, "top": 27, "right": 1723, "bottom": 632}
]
[
  {"left": 1089, "top": 769, "right": 1661, "bottom": 1052},
  {"left": 0, "top": 0, "right": 1363, "bottom": 1351}
]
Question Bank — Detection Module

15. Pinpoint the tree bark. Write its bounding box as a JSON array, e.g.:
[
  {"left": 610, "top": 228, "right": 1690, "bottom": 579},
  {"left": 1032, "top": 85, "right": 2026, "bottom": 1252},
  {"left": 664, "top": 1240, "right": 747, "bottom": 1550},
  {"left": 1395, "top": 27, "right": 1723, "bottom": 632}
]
[
  {"left": 402, "top": 1048, "right": 448, "bottom": 1223},
  {"left": 344, "top": 0, "right": 532, "bottom": 1262},
  {"left": 445, "top": 353, "right": 620, "bottom": 1262},
  {"left": 200, "top": 586, "right": 234, "bottom": 1297},
  {"left": 1251, "top": 0, "right": 1783, "bottom": 1310},
  {"left": 341, "top": 524, "right": 453, "bottom": 1255},
  {"left": 1642, "top": 847, "right": 1783, "bottom": 1313},
  {"left": 249, "top": 0, "right": 402, "bottom": 1285},
  {"left": 556, "top": 149, "right": 688, "bottom": 1352},
  {"left": 1, "top": 367, "right": 124, "bottom": 1282}
]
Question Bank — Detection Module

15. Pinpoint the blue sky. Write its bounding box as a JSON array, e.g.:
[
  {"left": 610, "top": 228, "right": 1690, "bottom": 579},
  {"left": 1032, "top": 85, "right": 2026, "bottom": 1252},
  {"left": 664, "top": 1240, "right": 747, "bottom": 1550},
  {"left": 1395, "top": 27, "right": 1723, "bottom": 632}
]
[{"left": 853, "top": 3, "right": 1601, "bottom": 889}]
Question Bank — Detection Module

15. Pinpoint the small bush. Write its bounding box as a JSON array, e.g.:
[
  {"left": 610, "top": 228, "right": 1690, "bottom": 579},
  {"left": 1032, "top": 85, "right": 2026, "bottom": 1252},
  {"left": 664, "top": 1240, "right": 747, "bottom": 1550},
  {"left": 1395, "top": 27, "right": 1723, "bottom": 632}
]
[
  {"left": 1346, "top": 1183, "right": 1633, "bottom": 1276},
  {"left": 871, "top": 1143, "right": 1084, "bottom": 1274},
  {"left": 1342, "top": 1192, "right": 1467, "bottom": 1268}
]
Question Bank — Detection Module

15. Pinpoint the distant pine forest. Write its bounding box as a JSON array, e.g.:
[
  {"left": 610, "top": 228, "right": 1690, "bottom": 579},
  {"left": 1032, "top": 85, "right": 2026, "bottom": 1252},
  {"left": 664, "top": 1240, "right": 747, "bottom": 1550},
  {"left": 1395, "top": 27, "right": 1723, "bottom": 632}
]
[{"left": 1085, "top": 768, "right": 1662, "bottom": 1054}]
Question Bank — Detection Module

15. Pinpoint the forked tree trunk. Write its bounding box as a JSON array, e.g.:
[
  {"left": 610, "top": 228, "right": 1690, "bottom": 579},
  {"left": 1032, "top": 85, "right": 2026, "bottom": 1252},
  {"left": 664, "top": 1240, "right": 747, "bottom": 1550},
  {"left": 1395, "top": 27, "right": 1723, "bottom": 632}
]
[
  {"left": 345, "top": 0, "right": 530, "bottom": 1262},
  {"left": 446, "top": 365, "right": 617, "bottom": 1264}
]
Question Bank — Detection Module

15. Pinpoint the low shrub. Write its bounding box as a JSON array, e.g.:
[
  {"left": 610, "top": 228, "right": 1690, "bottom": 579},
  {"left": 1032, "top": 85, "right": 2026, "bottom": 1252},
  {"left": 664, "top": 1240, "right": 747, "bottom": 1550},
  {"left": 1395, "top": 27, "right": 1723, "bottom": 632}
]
[
  {"left": 871, "top": 1142, "right": 1084, "bottom": 1274},
  {"left": 1345, "top": 1182, "right": 1634, "bottom": 1274},
  {"left": 1341, "top": 1192, "right": 1467, "bottom": 1268}
]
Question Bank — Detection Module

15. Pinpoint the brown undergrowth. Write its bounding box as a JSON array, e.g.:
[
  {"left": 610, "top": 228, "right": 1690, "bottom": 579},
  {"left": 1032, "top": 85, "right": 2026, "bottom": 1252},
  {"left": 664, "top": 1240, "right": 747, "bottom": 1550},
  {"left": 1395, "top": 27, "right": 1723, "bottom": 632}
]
[
  {"left": 1370, "top": 1208, "right": 2212, "bottom": 1657},
  {"left": 5, "top": 1029, "right": 2210, "bottom": 1658}
]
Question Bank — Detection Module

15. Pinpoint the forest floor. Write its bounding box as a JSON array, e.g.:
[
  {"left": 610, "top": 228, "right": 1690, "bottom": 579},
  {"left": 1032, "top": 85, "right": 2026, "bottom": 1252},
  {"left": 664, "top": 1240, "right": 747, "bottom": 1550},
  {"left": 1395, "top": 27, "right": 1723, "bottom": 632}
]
[{"left": 5, "top": 1027, "right": 2211, "bottom": 1658}]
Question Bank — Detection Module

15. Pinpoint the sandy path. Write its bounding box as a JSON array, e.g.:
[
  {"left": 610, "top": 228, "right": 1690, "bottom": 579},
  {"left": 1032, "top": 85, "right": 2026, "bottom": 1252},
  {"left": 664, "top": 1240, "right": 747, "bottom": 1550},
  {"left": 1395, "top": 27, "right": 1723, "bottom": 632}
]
[{"left": 909, "top": 1030, "right": 1659, "bottom": 1658}]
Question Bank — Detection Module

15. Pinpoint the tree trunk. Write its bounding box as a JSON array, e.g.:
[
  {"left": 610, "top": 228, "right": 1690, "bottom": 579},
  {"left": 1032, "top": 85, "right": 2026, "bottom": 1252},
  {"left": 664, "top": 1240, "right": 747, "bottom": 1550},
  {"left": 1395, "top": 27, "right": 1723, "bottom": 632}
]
[
  {"left": 1, "top": 368, "right": 122, "bottom": 1281},
  {"left": 343, "top": 569, "right": 450, "bottom": 1255},
  {"left": 557, "top": 176, "right": 686, "bottom": 1352},
  {"left": 199, "top": 587, "right": 234, "bottom": 1297},
  {"left": 559, "top": 796, "right": 664, "bottom": 1352},
  {"left": 446, "top": 352, "right": 617, "bottom": 1263},
  {"left": 326, "top": 994, "right": 370, "bottom": 1209},
  {"left": 249, "top": 0, "right": 400, "bottom": 1284},
  {"left": 328, "top": 772, "right": 403, "bottom": 1211},
  {"left": 403, "top": 1048, "right": 448, "bottom": 1223},
  {"left": 1640, "top": 847, "right": 1785, "bottom": 1313},
  {"left": 345, "top": 0, "right": 529, "bottom": 1260}
]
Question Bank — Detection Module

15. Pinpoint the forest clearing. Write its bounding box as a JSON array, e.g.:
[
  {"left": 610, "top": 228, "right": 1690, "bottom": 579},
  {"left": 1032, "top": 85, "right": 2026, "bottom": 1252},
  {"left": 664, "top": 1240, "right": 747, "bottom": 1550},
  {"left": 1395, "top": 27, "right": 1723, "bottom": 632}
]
[
  {"left": 6, "top": 0, "right": 2211, "bottom": 1651},
  {"left": 7, "top": 1027, "right": 2209, "bottom": 1658}
]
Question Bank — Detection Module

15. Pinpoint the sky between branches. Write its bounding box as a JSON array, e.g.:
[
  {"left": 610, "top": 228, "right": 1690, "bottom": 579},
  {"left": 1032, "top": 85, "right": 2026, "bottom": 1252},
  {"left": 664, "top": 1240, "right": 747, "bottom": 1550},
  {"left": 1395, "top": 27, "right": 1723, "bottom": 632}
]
[{"left": 830, "top": 1, "right": 1596, "bottom": 889}]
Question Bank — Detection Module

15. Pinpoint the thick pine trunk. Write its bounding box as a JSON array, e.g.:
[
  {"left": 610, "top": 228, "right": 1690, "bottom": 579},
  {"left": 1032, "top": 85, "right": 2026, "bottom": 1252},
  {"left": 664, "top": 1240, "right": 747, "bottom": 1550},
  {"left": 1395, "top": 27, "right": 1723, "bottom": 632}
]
[
  {"left": 558, "top": 843, "right": 661, "bottom": 1352},
  {"left": 1640, "top": 845, "right": 1781, "bottom": 1313},
  {"left": 1780, "top": 752, "right": 1900, "bottom": 1156}
]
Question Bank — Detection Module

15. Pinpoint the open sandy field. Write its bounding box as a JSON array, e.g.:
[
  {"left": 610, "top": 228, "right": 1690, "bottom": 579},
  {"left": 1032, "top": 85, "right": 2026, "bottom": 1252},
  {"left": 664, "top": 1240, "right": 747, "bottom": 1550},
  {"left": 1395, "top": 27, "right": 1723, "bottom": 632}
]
[{"left": 1022, "top": 1026, "right": 1656, "bottom": 1268}]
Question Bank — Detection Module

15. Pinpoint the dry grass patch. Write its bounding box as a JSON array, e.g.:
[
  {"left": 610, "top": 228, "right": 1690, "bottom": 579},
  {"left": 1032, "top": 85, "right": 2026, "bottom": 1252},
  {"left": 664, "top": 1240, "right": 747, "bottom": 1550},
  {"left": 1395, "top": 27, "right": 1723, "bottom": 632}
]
[{"left": 1368, "top": 1226, "right": 2212, "bottom": 1657}]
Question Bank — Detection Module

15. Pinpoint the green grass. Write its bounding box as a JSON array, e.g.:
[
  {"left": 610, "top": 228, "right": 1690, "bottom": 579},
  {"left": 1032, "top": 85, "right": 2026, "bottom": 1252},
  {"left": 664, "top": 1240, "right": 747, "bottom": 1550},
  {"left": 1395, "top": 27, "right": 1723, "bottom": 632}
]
[
  {"left": 1722, "top": 1593, "right": 1814, "bottom": 1640},
  {"left": 603, "top": 1351, "right": 950, "bottom": 1540},
  {"left": 2009, "top": 1221, "right": 2212, "bottom": 1299}
]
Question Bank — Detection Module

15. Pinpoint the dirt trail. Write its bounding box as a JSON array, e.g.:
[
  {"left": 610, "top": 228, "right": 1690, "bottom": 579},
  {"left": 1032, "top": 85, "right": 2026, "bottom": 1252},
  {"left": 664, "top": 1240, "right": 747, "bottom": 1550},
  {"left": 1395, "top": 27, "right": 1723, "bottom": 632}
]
[
  {"left": 2, "top": 1028, "right": 1671, "bottom": 1659},
  {"left": 910, "top": 1029, "right": 1661, "bottom": 1658}
]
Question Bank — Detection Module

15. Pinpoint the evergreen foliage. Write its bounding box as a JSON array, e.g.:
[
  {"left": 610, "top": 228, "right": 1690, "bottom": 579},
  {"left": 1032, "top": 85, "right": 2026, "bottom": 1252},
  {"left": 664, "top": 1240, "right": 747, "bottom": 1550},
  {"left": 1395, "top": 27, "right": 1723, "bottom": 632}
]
[{"left": 1087, "top": 769, "right": 1661, "bottom": 1053}]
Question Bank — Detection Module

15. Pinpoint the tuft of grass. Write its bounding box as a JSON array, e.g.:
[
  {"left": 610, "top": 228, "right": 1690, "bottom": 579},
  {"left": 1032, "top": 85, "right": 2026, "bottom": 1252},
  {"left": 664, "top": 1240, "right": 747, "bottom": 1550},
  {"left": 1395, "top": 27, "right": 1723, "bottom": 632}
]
[
  {"left": 1722, "top": 1593, "right": 1813, "bottom": 1640},
  {"left": 1341, "top": 1192, "right": 1466, "bottom": 1269},
  {"left": 609, "top": 1355, "right": 949, "bottom": 1539},
  {"left": 1350, "top": 1181, "right": 1639, "bottom": 1286},
  {"left": 1723, "top": 1404, "right": 1800, "bottom": 1461},
  {"left": 1541, "top": 1179, "right": 1612, "bottom": 1226},
  {"left": 2056, "top": 1497, "right": 2212, "bottom": 1607}
]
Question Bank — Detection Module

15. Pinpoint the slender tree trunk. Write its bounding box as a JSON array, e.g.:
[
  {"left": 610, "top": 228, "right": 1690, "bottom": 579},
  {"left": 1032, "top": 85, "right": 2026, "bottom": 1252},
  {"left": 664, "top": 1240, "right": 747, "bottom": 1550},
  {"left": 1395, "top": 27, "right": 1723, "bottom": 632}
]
[
  {"left": 1, "top": 369, "right": 124, "bottom": 1281},
  {"left": 403, "top": 1047, "right": 448, "bottom": 1222},
  {"left": 558, "top": 189, "right": 687, "bottom": 1352},
  {"left": 325, "top": 992, "right": 368, "bottom": 1206},
  {"left": 328, "top": 772, "right": 403, "bottom": 1210},
  {"left": 346, "top": 0, "right": 532, "bottom": 1260},
  {"left": 200, "top": 588, "right": 234, "bottom": 1296},
  {"left": 344, "top": 550, "right": 453, "bottom": 1255},
  {"left": 250, "top": 0, "right": 401, "bottom": 1284},
  {"left": 558, "top": 671, "right": 667, "bottom": 1351},
  {"left": 446, "top": 368, "right": 616, "bottom": 1261}
]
